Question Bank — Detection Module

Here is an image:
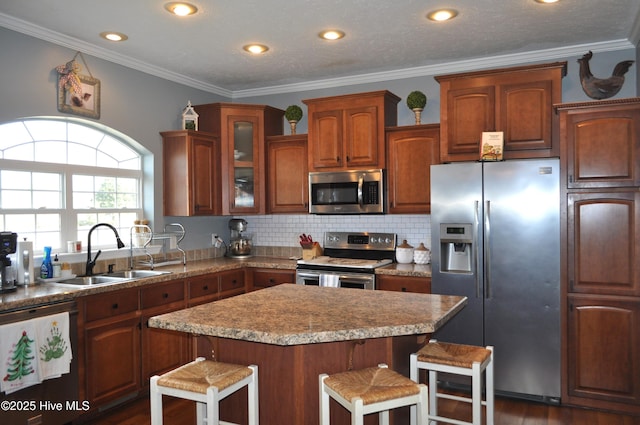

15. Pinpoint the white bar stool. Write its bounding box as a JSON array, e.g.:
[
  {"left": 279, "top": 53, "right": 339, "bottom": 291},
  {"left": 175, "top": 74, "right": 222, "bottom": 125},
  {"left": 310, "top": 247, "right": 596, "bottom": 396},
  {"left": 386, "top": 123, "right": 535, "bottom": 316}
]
[
  {"left": 150, "top": 357, "right": 258, "bottom": 425},
  {"left": 410, "top": 339, "right": 494, "bottom": 425},
  {"left": 320, "top": 363, "right": 428, "bottom": 425}
]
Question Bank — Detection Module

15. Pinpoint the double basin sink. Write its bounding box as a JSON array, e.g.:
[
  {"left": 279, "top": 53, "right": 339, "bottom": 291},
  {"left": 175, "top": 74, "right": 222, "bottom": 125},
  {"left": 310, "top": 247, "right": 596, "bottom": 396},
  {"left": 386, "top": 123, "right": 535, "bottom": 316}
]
[{"left": 60, "top": 270, "right": 171, "bottom": 286}]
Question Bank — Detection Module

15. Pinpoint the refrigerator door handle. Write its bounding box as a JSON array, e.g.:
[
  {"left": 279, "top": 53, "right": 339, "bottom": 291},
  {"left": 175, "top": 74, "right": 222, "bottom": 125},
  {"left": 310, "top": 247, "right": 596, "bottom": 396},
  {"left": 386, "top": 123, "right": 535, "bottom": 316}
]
[
  {"left": 474, "top": 200, "right": 481, "bottom": 298},
  {"left": 484, "top": 200, "right": 491, "bottom": 298}
]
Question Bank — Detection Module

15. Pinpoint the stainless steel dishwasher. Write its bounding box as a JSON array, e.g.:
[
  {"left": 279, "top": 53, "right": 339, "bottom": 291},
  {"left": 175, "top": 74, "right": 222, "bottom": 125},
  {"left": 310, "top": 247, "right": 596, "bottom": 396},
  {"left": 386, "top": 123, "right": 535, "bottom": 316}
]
[{"left": 0, "top": 301, "right": 79, "bottom": 425}]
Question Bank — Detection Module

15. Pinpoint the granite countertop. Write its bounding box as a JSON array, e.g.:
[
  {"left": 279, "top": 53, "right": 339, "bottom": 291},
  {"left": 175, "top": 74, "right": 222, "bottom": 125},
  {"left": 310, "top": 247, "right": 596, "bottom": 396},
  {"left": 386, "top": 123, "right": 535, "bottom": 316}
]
[
  {"left": 148, "top": 284, "right": 465, "bottom": 346},
  {"left": 0, "top": 256, "right": 431, "bottom": 313}
]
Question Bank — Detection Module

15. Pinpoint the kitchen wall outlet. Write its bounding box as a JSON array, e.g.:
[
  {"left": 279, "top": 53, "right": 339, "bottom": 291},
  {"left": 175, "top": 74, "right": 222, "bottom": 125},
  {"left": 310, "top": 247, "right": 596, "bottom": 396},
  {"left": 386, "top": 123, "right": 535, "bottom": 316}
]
[{"left": 212, "top": 234, "right": 223, "bottom": 248}]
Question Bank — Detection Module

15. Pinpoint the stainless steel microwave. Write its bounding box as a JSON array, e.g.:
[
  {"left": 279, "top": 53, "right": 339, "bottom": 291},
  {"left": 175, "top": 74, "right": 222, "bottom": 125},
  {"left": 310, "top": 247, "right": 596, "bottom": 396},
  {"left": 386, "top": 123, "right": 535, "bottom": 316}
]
[{"left": 308, "top": 169, "right": 385, "bottom": 214}]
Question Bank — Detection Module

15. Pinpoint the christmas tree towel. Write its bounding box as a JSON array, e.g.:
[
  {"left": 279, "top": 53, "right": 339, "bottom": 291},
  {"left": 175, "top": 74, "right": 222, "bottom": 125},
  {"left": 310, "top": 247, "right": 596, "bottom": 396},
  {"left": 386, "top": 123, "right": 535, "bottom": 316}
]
[
  {"left": 35, "top": 312, "right": 72, "bottom": 380},
  {"left": 0, "top": 320, "right": 42, "bottom": 394}
]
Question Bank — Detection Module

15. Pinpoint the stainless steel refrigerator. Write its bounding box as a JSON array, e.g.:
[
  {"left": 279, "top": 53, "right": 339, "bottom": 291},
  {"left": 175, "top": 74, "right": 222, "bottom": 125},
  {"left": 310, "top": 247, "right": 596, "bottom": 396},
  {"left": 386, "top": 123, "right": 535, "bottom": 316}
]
[{"left": 430, "top": 158, "right": 561, "bottom": 403}]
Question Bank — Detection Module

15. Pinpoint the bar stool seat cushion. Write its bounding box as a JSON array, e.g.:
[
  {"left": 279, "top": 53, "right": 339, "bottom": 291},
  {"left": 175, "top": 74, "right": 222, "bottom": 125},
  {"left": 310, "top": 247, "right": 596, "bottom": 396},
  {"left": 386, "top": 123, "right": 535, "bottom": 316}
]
[
  {"left": 324, "top": 366, "right": 421, "bottom": 405},
  {"left": 156, "top": 360, "right": 253, "bottom": 394},
  {"left": 416, "top": 341, "right": 492, "bottom": 369}
]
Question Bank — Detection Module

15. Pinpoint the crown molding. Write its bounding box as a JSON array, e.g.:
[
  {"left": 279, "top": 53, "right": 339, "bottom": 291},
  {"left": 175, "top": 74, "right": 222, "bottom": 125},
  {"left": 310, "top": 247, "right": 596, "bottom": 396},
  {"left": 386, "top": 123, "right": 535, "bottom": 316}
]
[{"left": 0, "top": 12, "right": 634, "bottom": 100}]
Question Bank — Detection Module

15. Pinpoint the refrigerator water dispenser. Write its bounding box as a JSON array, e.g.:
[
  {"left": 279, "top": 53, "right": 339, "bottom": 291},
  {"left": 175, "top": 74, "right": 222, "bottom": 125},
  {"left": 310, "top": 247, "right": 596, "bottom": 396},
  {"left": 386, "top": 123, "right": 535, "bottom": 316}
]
[{"left": 439, "top": 223, "right": 473, "bottom": 273}]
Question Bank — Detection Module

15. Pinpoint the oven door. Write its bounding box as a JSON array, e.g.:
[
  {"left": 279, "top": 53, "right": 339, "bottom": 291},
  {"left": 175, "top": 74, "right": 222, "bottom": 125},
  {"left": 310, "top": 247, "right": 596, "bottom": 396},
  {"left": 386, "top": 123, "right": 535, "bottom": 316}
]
[{"left": 296, "top": 268, "right": 375, "bottom": 290}]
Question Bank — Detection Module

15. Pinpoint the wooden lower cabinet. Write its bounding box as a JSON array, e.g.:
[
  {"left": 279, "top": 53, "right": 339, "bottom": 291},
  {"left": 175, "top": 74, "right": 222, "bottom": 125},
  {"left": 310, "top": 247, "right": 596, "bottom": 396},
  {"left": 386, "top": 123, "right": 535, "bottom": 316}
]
[
  {"left": 249, "top": 268, "right": 296, "bottom": 291},
  {"left": 79, "top": 280, "right": 190, "bottom": 412},
  {"left": 140, "top": 280, "right": 189, "bottom": 383},
  {"left": 80, "top": 287, "right": 141, "bottom": 407},
  {"left": 566, "top": 294, "right": 640, "bottom": 413},
  {"left": 376, "top": 274, "right": 431, "bottom": 293}
]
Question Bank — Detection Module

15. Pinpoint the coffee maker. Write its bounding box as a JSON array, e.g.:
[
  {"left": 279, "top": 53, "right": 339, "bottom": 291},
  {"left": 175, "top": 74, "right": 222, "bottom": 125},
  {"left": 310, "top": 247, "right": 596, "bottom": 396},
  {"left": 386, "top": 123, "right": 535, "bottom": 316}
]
[
  {"left": 0, "top": 232, "right": 18, "bottom": 293},
  {"left": 228, "top": 219, "right": 253, "bottom": 258}
]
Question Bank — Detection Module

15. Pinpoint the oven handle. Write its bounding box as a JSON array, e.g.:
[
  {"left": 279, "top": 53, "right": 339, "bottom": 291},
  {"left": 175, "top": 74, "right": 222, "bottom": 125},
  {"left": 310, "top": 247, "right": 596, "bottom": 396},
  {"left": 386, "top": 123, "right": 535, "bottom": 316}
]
[{"left": 296, "top": 270, "right": 374, "bottom": 286}]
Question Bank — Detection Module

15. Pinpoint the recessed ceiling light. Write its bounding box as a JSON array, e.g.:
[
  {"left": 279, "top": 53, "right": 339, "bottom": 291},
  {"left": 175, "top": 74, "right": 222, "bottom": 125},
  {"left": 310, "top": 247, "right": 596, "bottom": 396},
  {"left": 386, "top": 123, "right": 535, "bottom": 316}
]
[
  {"left": 427, "top": 9, "right": 458, "bottom": 22},
  {"left": 100, "top": 32, "right": 128, "bottom": 42},
  {"left": 535, "top": 0, "right": 559, "bottom": 3},
  {"left": 164, "top": 2, "right": 198, "bottom": 16},
  {"left": 319, "top": 30, "right": 345, "bottom": 41},
  {"left": 243, "top": 44, "right": 269, "bottom": 54}
]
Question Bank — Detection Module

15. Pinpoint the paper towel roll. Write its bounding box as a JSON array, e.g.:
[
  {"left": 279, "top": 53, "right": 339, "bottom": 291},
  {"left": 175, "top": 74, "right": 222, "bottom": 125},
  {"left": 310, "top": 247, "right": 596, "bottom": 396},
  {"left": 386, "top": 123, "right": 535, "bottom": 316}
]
[{"left": 16, "top": 240, "right": 34, "bottom": 285}]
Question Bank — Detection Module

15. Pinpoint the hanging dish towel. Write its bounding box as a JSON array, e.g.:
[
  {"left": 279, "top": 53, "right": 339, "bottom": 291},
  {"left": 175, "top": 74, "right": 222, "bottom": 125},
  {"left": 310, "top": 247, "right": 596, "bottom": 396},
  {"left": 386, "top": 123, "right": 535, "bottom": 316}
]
[
  {"left": 0, "top": 319, "right": 42, "bottom": 394},
  {"left": 319, "top": 274, "right": 340, "bottom": 288},
  {"left": 35, "top": 312, "right": 72, "bottom": 380}
]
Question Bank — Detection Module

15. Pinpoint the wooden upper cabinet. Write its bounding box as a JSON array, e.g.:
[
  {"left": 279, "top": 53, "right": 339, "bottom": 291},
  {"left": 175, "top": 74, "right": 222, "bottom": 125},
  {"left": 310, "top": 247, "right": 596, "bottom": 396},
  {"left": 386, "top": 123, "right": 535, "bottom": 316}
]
[
  {"left": 386, "top": 124, "right": 440, "bottom": 214},
  {"left": 266, "top": 134, "right": 308, "bottom": 213},
  {"left": 194, "top": 103, "right": 284, "bottom": 215},
  {"left": 567, "top": 191, "right": 640, "bottom": 296},
  {"left": 162, "top": 130, "right": 219, "bottom": 216},
  {"left": 436, "top": 62, "right": 566, "bottom": 162},
  {"left": 557, "top": 98, "right": 640, "bottom": 189},
  {"left": 303, "top": 90, "right": 400, "bottom": 171}
]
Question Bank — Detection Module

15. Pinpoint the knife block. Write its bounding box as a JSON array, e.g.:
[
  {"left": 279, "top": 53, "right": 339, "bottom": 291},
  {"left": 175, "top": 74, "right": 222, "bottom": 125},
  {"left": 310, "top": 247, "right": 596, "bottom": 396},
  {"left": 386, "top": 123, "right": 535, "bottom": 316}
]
[{"left": 302, "top": 243, "right": 323, "bottom": 260}]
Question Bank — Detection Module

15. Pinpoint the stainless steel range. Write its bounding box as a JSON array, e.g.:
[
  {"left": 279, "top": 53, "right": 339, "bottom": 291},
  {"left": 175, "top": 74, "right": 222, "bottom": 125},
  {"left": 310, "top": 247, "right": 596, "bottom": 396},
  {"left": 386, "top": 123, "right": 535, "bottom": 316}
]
[{"left": 296, "top": 232, "right": 396, "bottom": 289}]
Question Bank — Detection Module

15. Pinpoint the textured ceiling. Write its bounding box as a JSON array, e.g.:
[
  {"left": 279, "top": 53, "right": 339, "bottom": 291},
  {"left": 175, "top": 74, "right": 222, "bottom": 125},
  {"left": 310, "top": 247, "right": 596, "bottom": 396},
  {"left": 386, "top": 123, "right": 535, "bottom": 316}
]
[{"left": 1, "top": 0, "right": 639, "bottom": 96}]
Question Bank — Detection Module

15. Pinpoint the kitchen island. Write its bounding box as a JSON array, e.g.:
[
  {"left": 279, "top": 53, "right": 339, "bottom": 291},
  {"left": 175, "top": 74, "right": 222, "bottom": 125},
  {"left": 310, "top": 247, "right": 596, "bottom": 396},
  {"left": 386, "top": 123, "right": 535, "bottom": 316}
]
[{"left": 149, "top": 284, "right": 466, "bottom": 425}]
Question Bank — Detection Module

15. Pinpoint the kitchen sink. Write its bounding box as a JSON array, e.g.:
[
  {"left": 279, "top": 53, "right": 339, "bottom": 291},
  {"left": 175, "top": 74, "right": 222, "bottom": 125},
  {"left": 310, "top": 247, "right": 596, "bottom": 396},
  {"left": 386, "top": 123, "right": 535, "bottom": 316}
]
[
  {"left": 106, "top": 270, "right": 172, "bottom": 279},
  {"left": 55, "top": 270, "right": 171, "bottom": 285},
  {"left": 58, "top": 275, "right": 129, "bottom": 285}
]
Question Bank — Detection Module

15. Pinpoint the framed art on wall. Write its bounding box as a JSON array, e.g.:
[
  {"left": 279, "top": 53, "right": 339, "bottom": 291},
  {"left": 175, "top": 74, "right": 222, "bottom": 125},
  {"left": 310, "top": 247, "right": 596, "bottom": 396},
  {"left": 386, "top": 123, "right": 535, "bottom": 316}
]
[{"left": 57, "top": 73, "right": 100, "bottom": 119}]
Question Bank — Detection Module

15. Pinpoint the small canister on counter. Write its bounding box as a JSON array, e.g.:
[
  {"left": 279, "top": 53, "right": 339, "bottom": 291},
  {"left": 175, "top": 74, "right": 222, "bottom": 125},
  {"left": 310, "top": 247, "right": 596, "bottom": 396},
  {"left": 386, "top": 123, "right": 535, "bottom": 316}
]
[
  {"left": 413, "top": 243, "right": 431, "bottom": 264},
  {"left": 395, "top": 240, "right": 414, "bottom": 264}
]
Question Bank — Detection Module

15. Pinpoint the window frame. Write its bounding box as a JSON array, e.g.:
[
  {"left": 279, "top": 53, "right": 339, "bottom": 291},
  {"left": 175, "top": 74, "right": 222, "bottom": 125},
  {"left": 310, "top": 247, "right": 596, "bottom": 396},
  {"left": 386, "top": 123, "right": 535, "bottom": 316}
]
[{"left": 0, "top": 117, "right": 146, "bottom": 254}]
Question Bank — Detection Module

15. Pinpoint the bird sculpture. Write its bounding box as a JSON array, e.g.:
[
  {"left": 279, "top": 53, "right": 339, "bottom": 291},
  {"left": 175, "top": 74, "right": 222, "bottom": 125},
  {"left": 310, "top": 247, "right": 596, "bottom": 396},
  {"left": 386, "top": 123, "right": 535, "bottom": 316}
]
[{"left": 578, "top": 51, "right": 634, "bottom": 100}]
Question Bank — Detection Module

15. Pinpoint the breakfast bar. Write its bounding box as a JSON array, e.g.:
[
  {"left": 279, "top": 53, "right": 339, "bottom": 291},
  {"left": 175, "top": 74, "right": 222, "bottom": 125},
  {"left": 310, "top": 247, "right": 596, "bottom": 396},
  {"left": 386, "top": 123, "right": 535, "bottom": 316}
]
[{"left": 149, "top": 284, "right": 466, "bottom": 424}]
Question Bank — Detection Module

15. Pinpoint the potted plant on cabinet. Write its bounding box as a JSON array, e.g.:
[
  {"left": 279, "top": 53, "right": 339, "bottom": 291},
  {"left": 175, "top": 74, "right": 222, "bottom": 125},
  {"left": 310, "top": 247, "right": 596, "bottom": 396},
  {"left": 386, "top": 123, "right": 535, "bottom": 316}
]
[
  {"left": 406, "top": 91, "right": 427, "bottom": 124},
  {"left": 284, "top": 104, "right": 303, "bottom": 135}
]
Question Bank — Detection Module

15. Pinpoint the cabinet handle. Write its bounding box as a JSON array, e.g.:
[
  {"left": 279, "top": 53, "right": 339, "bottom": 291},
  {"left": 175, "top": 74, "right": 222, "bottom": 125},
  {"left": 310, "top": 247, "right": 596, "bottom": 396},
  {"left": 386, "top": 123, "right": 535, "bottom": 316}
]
[
  {"left": 203, "top": 285, "right": 209, "bottom": 290},
  {"left": 401, "top": 287, "right": 407, "bottom": 292},
  {"left": 346, "top": 156, "right": 350, "bottom": 162},
  {"left": 269, "top": 278, "right": 275, "bottom": 284},
  {"left": 568, "top": 175, "right": 573, "bottom": 183},
  {"left": 162, "top": 293, "right": 169, "bottom": 299},
  {"left": 112, "top": 303, "right": 118, "bottom": 310},
  {"left": 336, "top": 156, "right": 340, "bottom": 162}
]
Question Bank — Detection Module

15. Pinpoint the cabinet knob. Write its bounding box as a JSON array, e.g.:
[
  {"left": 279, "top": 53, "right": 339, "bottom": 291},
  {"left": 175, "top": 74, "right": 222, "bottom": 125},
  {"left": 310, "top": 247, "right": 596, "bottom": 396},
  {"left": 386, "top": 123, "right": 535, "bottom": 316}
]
[
  {"left": 269, "top": 278, "right": 275, "bottom": 283},
  {"left": 346, "top": 156, "right": 350, "bottom": 162},
  {"left": 112, "top": 303, "right": 118, "bottom": 310},
  {"left": 162, "top": 293, "right": 169, "bottom": 299},
  {"left": 203, "top": 285, "right": 209, "bottom": 290},
  {"left": 336, "top": 156, "right": 340, "bottom": 162}
]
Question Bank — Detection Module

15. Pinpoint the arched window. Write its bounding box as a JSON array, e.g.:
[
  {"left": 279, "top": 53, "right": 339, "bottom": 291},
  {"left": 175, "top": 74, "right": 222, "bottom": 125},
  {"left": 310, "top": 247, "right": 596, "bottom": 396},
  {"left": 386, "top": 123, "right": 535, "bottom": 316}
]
[{"left": 0, "top": 117, "right": 144, "bottom": 252}]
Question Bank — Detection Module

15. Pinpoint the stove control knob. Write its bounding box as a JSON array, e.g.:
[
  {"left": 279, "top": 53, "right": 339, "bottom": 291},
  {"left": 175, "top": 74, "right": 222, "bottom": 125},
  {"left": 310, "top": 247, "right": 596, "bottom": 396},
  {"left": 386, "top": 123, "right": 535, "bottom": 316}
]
[
  {"left": 370, "top": 237, "right": 378, "bottom": 243},
  {"left": 384, "top": 237, "right": 392, "bottom": 244}
]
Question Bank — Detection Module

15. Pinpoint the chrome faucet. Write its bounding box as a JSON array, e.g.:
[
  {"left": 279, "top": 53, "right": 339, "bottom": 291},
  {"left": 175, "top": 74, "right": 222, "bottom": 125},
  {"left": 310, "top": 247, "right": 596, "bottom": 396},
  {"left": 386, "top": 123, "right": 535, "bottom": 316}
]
[{"left": 86, "top": 223, "right": 125, "bottom": 276}]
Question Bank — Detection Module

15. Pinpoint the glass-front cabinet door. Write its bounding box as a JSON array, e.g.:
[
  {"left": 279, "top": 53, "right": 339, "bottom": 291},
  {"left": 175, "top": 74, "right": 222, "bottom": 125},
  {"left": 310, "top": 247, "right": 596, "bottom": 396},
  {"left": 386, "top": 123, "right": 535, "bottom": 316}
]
[{"left": 227, "top": 115, "right": 260, "bottom": 213}]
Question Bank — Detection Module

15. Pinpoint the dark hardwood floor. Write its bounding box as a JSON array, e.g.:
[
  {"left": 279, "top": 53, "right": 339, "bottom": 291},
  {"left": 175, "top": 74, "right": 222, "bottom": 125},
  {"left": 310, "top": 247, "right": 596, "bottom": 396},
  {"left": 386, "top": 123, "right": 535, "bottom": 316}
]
[{"left": 81, "top": 393, "right": 640, "bottom": 425}]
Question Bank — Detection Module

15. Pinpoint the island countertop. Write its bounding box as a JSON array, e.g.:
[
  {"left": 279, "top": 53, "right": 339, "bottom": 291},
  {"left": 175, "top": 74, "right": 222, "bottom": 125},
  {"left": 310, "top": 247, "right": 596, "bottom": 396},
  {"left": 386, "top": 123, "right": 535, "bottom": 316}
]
[{"left": 149, "top": 283, "right": 466, "bottom": 346}]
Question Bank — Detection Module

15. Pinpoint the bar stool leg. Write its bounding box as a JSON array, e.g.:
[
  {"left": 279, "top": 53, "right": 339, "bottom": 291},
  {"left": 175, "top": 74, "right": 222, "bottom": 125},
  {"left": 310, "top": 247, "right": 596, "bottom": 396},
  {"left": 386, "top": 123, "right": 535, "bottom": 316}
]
[
  {"left": 409, "top": 353, "right": 418, "bottom": 425},
  {"left": 378, "top": 409, "right": 389, "bottom": 425},
  {"left": 428, "top": 369, "right": 438, "bottom": 420},
  {"left": 206, "top": 386, "right": 220, "bottom": 425},
  {"left": 248, "top": 365, "right": 259, "bottom": 425},
  {"left": 486, "top": 347, "right": 495, "bottom": 425},
  {"left": 472, "top": 362, "right": 482, "bottom": 425},
  {"left": 353, "top": 398, "right": 364, "bottom": 425},
  {"left": 319, "top": 374, "right": 330, "bottom": 425},
  {"left": 150, "top": 376, "right": 163, "bottom": 425}
]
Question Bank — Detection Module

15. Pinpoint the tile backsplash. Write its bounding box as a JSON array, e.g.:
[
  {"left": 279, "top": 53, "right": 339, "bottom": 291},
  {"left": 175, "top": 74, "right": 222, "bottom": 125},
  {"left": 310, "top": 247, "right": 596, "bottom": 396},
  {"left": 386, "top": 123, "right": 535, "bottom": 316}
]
[{"left": 237, "top": 214, "right": 431, "bottom": 249}]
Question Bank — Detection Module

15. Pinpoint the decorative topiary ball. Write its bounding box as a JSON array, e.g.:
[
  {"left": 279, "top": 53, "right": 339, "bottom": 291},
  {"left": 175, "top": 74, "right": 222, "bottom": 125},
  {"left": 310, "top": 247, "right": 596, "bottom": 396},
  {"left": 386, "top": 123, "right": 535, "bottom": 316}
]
[
  {"left": 406, "top": 91, "right": 427, "bottom": 110},
  {"left": 285, "top": 105, "right": 303, "bottom": 122}
]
